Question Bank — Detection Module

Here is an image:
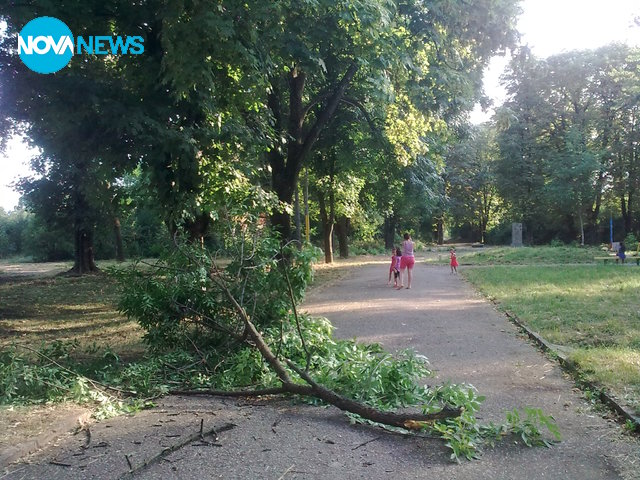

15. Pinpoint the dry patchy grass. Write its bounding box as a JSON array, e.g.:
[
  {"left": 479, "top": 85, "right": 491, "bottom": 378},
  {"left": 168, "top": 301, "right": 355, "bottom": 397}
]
[{"left": 0, "top": 272, "right": 145, "bottom": 360}]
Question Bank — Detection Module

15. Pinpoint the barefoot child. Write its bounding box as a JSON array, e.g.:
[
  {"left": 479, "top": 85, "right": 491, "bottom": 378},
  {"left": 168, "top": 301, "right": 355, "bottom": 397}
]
[
  {"left": 388, "top": 248, "right": 401, "bottom": 286},
  {"left": 450, "top": 248, "right": 458, "bottom": 274}
]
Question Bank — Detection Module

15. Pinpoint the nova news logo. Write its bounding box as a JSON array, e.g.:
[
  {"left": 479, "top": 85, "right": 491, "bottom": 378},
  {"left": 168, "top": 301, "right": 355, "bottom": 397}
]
[{"left": 18, "top": 16, "right": 144, "bottom": 74}]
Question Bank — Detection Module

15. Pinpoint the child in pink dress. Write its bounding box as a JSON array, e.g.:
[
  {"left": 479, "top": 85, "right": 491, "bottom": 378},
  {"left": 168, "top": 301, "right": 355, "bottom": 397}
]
[
  {"left": 450, "top": 248, "right": 458, "bottom": 274},
  {"left": 388, "top": 248, "right": 401, "bottom": 286}
]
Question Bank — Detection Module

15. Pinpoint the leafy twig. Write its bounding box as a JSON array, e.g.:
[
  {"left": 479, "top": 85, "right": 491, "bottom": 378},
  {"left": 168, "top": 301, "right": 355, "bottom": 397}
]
[
  {"left": 16, "top": 344, "right": 136, "bottom": 397},
  {"left": 279, "top": 241, "right": 311, "bottom": 371}
]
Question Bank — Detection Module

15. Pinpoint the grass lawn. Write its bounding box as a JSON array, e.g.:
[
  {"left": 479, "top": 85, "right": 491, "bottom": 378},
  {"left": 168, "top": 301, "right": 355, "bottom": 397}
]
[
  {"left": 427, "top": 245, "right": 605, "bottom": 265},
  {"left": 463, "top": 264, "right": 640, "bottom": 414},
  {"left": 0, "top": 271, "right": 145, "bottom": 360}
]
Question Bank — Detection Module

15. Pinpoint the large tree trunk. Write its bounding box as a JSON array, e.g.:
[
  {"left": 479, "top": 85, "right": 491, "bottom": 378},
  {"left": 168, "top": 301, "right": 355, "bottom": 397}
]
[
  {"left": 436, "top": 217, "right": 444, "bottom": 245},
  {"left": 294, "top": 186, "right": 302, "bottom": 244},
  {"left": 68, "top": 185, "right": 98, "bottom": 275},
  {"left": 335, "top": 216, "right": 349, "bottom": 258},
  {"left": 621, "top": 195, "right": 630, "bottom": 236},
  {"left": 269, "top": 63, "right": 359, "bottom": 240},
  {"left": 384, "top": 216, "right": 396, "bottom": 250},
  {"left": 186, "top": 214, "right": 210, "bottom": 247},
  {"left": 578, "top": 211, "right": 585, "bottom": 246},
  {"left": 113, "top": 216, "right": 125, "bottom": 262},
  {"left": 166, "top": 213, "right": 210, "bottom": 247},
  {"left": 71, "top": 226, "right": 98, "bottom": 274}
]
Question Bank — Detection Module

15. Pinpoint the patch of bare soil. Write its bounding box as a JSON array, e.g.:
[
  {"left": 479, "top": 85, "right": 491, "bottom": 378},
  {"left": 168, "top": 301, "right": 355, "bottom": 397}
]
[
  {"left": 0, "top": 404, "right": 91, "bottom": 467},
  {"left": 0, "top": 261, "right": 71, "bottom": 281}
]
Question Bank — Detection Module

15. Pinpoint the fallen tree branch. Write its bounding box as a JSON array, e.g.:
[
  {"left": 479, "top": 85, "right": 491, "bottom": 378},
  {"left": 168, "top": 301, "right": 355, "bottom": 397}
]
[
  {"left": 284, "top": 360, "right": 462, "bottom": 429},
  {"left": 169, "top": 387, "right": 287, "bottom": 397},
  {"left": 16, "top": 344, "right": 136, "bottom": 397},
  {"left": 210, "top": 270, "right": 462, "bottom": 430}
]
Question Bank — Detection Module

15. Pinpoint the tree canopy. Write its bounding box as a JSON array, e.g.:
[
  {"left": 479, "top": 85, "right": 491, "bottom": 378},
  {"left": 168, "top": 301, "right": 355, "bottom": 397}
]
[{"left": 1, "top": 0, "right": 521, "bottom": 262}]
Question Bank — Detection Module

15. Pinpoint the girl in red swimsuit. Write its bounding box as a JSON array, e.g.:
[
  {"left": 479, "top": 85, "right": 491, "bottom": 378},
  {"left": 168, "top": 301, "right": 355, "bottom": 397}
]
[{"left": 450, "top": 248, "right": 458, "bottom": 274}]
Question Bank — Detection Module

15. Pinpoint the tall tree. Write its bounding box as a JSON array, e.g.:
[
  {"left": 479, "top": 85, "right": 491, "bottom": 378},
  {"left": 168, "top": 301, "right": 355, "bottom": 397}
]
[
  {"left": 496, "top": 45, "right": 640, "bottom": 243},
  {"left": 445, "top": 125, "right": 501, "bottom": 243},
  {"left": 246, "top": 0, "right": 520, "bottom": 239}
]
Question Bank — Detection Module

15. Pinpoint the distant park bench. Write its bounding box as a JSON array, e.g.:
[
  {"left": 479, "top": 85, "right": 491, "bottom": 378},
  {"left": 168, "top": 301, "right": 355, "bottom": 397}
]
[{"left": 593, "top": 253, "right": 640, "bottom": 265}]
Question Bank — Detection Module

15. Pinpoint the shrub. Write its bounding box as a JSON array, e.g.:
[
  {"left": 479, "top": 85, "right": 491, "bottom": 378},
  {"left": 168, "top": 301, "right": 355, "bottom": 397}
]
[{"left": 623, "top": 233, "right": 638, "bottom": 251}]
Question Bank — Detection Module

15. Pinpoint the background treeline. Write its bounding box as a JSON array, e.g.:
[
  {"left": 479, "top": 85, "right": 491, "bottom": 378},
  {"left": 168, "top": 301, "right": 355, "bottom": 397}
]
[
  {"left": 0, "top": 2, "right": 638, "bottom": 266},
  {"left": 445, "top": 44, "right": 640, "bottom": 247}
]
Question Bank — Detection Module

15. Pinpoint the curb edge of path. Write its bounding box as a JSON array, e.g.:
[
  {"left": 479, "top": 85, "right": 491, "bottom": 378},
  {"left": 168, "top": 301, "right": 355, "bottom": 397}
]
[{"left": 496, "top": 304, "right": 640, "bottom": 432}]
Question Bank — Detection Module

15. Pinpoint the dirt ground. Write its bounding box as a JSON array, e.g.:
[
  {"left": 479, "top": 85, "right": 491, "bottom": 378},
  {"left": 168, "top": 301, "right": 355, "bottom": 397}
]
[
  {"left": 0, "top": 260, "right": 71, "bottom": 282},
  {"left": 1, "top": 257, "right": 639, "bottom": 479}
]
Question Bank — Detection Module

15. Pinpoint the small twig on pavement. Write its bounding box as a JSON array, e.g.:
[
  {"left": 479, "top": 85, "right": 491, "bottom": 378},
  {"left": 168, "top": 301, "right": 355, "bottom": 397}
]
[
  {"left": 277, "top": 464, "right": 295, "bottom": 480},
  {"left": 352, "top": 436, "right": 381, "bottom": 450},
  {"left": 117, "top": 423, "right": 236, "bottom": 479}
]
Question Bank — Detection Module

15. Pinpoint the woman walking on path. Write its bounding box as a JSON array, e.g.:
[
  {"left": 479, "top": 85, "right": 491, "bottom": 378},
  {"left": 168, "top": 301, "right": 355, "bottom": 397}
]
[{"left": 399, "top": 233, "right": 415, "bottom": 289}]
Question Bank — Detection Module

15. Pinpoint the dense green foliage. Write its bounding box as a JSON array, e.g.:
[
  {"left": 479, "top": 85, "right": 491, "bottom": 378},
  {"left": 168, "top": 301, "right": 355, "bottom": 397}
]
[
  {"left": 1, "top": 0, "right": 522, "bottom": 260},
  {"left": 493, "top": 45, "right": 640, "bottom": 244},
  {"left": 1, "top": 4, "right": 639, "bottom": 251}
]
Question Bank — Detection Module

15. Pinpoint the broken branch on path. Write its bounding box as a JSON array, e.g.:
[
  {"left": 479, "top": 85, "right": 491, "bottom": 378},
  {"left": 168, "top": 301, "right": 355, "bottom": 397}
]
[
  {"left": 209, "top": 268, "right": 462, "bottom": 430},
  {"left": 166, "top": 236, "right": 461, "bottom": 431}
]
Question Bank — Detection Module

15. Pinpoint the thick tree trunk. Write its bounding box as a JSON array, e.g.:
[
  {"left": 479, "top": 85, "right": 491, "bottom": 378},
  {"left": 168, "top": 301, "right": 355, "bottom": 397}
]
[
  {"left": 69, "top": 184, "right": 98, "bottom": 275},
  {"left": 186, "top": 214, "right": 210, "bottom": 247},
  {"left": 578, "top": 211, "right": 585, "bottom": 246},
  {"left": 335, "top": 216, "right": 349, "bottom": 258},
  {"left": 384, "top": 216, "right": 396, "bottom": 250},
  {"left": 70, "top": 227, "right": 98, "bottom": 274},
  {"left": 621, "top": 195, "right": 630, "bottom": 236},
  {"left": 304, "top": 169, "right": 310, "bottom": 243},
  {"left": 113, "top": 216, "right": 125, "bottom": 262},
  {"left": 269, "top": 62, "right": 359, "bottom": 240},
  {"left": 294, "top": 186, "right": 302, "bottom": 244},
  {"left": 625, "top": 191, "right": 634, "bottom": 235},
  {"left": 167, "top": 213, "right": 210, "bottom": 246},
  {"left": 436, "top": 217, "right": 444, "bottom": 245}
]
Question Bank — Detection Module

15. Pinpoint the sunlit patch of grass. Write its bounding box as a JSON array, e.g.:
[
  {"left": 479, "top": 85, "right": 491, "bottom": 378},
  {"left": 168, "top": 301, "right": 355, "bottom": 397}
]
[
  {"left": 0, "top": 273, "right": 144, "bottom": 360},
  {"left": 571, "top": 348, "right": 640, "bottom": 386},
  {"left": 463, "top": 265, "right": 640, "bottom": 413}
]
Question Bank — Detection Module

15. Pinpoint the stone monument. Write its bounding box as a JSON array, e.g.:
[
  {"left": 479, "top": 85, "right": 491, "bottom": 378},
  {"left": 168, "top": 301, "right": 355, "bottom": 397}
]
[{"left": 511, "top": 222, "right": 523, "bottom": 247}]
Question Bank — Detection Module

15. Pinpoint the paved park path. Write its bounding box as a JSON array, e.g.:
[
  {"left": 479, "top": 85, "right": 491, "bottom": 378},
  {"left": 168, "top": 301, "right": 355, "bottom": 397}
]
[{"left": 2, "top": 260, "right": 639, "bottom": 479}]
